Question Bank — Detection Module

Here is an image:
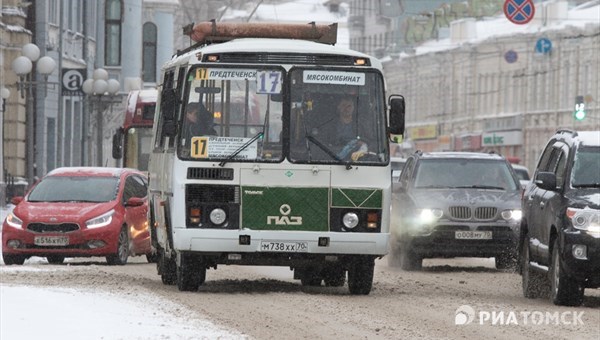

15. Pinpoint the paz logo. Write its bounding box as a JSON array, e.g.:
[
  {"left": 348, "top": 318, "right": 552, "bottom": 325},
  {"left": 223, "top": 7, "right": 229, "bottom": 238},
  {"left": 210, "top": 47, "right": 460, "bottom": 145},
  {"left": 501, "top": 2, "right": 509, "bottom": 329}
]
[
  {"left": 267, "top": 204, "right": 302, "bottom": 225},
  {"left": 455, "top": 305, "right": 475, "bottom": 325}
]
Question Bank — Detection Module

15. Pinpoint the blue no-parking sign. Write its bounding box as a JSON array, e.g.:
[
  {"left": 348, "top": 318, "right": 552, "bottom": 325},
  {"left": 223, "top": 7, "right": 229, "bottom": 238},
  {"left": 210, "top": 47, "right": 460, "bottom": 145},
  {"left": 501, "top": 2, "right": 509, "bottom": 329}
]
[{"left": 504, "top": 0, "right": 535, "bottom": 25}]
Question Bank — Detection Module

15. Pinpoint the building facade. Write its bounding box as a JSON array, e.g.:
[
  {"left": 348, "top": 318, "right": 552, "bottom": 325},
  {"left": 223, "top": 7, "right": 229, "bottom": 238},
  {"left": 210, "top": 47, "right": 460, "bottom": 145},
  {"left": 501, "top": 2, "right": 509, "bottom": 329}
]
[
  {"left": 1, "top": 0, "right": 177, "bottom": 203},
  {"left": 382, "top": 1, "right": 600, "bottom": 171}
]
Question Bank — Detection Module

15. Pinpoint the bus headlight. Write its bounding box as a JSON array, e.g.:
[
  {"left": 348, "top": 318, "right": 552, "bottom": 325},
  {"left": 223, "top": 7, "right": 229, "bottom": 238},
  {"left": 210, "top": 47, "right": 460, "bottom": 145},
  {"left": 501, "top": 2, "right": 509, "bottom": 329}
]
[
  {"left": 210, "top": 208, "right": 227, "bottom": 225},
  {"left": 343, "top": 212, "right": 359, "bottom": 229}
]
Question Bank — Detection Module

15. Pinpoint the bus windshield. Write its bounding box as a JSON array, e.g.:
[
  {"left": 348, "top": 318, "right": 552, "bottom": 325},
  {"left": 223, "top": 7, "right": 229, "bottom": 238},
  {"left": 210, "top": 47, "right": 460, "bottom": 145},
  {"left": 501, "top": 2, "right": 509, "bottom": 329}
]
[
  {"left": 289, "top": 68, "right": 388, "bottom": 165},
  {"left": 177, "top": 66, "right": 388, "bottom": 165},
  {"left": 178, "top": 67, "right": 284, "bottom": 162}
]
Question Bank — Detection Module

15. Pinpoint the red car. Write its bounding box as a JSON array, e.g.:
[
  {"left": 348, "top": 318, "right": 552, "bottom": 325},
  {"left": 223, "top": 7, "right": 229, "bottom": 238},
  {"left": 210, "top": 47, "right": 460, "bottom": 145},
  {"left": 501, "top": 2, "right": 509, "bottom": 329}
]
[{"left": 2, "top": 167, "right": 153, "bottom": 265}]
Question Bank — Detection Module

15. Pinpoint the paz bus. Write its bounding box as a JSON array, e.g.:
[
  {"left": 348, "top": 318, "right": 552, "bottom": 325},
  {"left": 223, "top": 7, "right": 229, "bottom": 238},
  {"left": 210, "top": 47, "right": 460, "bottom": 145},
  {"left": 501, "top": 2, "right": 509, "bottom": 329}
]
[
  {"left": 148, "top": 21, "right": 405, "bottom": 294},
  {"left": 112, "top": 89, "right": 157, "bottom": 171}
]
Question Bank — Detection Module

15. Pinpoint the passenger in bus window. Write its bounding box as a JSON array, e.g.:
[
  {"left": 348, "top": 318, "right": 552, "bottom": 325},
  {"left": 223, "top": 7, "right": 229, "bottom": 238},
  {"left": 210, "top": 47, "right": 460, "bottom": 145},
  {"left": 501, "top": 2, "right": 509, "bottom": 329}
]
[{"left": 182, "top": 102, "right": 217, "bottom": 141}]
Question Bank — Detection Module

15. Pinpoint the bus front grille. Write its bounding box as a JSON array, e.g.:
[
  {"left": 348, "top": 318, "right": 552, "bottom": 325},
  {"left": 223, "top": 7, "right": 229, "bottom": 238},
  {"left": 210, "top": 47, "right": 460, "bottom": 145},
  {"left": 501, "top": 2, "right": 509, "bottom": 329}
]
[
  {"left": 187, "top": 167, "right": 234, "bottom": 180},
  {"left": 186, "top": 184, "right": 239, "bottom": 203}
]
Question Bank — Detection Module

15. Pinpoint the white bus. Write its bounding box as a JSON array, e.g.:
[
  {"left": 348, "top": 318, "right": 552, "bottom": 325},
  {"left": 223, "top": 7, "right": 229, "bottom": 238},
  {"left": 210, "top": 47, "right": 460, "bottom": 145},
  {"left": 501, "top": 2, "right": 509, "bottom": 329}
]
[{"left": 148, "top": 22, "right": 405, "bottom": 294}]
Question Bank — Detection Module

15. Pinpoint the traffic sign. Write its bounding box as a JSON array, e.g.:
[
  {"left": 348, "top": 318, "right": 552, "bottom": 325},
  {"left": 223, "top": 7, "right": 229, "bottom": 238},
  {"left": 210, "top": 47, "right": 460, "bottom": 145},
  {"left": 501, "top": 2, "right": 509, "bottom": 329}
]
[
  {"left": 505, "top": 50, "right": 518, "bottom": 63},
  {"left": 535, "top": 38, "right": 552, "bottom": 54},
  {"left": 504, "top": 0, "right": 535, "bottom": 25}
]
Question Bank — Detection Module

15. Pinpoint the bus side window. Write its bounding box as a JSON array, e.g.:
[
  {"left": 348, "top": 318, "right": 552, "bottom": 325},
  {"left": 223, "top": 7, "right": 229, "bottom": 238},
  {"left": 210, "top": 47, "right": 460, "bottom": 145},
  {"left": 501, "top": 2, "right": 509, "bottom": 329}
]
[
  {"left": 167, "top": 67, "right": 186, "bottom": 148},
  {"left": 155, "top": 69, "right": 176, "bottom": 149}
]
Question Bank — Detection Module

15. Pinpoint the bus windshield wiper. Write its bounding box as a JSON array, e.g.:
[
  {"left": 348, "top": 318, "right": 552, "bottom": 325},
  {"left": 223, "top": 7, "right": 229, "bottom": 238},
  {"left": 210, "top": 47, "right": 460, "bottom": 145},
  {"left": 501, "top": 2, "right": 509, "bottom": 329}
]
[
  {"left": 455, "top": 185, "right": 505, "bottom": 190},
  {"left": 305, "top": 135, "right": 352, "bottom": 170},
  {"left": 573, "top": 182, "right": 600, "bottom": 188},
  {"left": 219, "top": 132, "right": 264, "bottom": 167}
]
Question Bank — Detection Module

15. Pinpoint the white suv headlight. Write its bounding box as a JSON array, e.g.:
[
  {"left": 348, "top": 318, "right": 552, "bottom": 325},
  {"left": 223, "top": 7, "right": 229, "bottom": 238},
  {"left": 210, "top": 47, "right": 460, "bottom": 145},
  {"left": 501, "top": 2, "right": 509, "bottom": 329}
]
[
  {"left": 418, "top": 208, "right": 443, "bottom": 224},
  {"left": 86, "top": 210, "right": 115, "bottom": 229},
  {"left": 501, "top": 209, "right": 522, "bottom": 221},
  {"left": 567, "top": 207, "right": 600, "bottom": 235}
]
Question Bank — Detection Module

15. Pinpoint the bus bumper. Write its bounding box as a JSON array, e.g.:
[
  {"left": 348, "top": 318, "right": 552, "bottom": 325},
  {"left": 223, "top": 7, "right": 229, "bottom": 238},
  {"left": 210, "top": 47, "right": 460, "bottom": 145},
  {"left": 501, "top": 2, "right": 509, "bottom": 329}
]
[{"left": 172, "top": 229, "right": 389, "bottom": 256}]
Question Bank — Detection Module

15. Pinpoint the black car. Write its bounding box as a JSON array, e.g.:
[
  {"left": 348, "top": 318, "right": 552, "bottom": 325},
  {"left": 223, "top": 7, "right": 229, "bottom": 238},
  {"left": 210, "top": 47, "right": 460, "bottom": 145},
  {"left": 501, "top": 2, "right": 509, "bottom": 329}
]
[
  {"left": 390, "top": 151, "right": 522, "bottom": 271},
  {"left": 520, "top": 129, "right": 600, "bottom": 306}
]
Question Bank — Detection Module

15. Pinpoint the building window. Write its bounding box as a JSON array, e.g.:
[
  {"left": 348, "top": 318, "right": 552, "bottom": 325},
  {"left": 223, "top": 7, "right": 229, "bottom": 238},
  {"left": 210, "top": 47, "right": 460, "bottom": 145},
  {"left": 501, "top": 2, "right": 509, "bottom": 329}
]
[
  {"left": 105, "top": 0, "right": 122, "bottom": 66},
  {"left": 49, "top": 0, "right": 58, "bottom": 24},
  {"left": 143, "top": 22, "right": 157, "bottom": 83}
]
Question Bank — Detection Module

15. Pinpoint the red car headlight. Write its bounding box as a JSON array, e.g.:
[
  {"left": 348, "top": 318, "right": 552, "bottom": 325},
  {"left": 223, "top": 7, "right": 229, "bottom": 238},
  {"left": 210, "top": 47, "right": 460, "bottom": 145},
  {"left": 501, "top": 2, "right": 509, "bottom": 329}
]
[
  {"left": 86, "top": 209, "right": 115, "bottom": 229},
  {"left": 6, "top": 213, "right": 24, "bottom": 229}
]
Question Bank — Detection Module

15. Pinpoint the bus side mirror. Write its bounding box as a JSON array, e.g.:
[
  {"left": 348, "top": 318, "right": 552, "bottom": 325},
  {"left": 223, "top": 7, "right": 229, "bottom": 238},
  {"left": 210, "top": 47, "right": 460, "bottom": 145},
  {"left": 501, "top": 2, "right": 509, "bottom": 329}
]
[
  {"left": 112, "top": 128, "right": 123, "bottom": 159},
  {"left": 388, "top": 95, "right": 405, "bottom": 135},
  {"left": 161, "top": 88, "right": 179, "bottom": 121},
  {"left": 162, "top": 121, "right": 177, "bottom": 137}
]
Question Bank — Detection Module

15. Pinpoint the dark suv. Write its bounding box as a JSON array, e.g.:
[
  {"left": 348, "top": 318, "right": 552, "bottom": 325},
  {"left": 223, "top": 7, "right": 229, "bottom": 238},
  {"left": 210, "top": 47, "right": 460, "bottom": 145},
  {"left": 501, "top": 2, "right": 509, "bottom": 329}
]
[
  {"left": 520, "top": 129, "right": 600, "bottom": 306},
  {"left": 390, "top": 151, "right": 522, "bottom": 271}
]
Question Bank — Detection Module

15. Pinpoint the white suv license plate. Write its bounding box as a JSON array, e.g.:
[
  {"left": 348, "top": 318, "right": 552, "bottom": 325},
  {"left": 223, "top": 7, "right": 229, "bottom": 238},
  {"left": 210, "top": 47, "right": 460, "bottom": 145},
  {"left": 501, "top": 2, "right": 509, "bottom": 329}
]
[
  {"left": 260, "top": 241, "right": 308, "bottom": 252},
  {"left": 34, "top": 236, "right": 69, "bottom": 246},
  {"left": 455, "top": 231, "right": 492, "bottom": 240}
]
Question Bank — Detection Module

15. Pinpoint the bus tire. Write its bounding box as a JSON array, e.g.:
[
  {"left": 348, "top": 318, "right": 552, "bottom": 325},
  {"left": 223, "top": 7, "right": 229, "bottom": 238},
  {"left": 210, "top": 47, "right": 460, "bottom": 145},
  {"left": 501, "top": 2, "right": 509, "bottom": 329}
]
[
  {"left": 299, "top": 267, "right": 322, "bottom": 286},
  {"left": 159, "top": 249, "right": 177, "bottom": 285},
  {"left": 176, "top": 253, "right": 206, "bottom": 292},
  {"left": 347, "top": 257, "right": 374, "bottom": 295},
  {"left": 323, "top": 266, "right": 345, "bottom": 287}
]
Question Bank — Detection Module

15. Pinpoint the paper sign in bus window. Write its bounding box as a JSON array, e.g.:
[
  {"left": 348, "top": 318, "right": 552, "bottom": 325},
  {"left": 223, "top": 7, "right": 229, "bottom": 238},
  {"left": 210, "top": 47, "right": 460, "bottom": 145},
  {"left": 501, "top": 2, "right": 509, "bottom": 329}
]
[
  {"left": 256, "top": 70, "right": 282, "bottom": 94},
  {"left": 302, "top": 70, "right": 365, "bottom": 86},
  {"left": 190, "top": 136, "right": 258, "bottom": 159}
]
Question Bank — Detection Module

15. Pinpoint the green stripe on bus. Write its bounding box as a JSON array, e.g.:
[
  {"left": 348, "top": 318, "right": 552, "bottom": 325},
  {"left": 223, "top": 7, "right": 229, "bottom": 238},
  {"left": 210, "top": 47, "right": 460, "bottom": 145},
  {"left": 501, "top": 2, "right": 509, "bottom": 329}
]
[
  {"left": 241, "top": 187, "right": 329, "bottom": 231},
  {"left": 331, "top": 188, "right": 382, "bottom": 208}
]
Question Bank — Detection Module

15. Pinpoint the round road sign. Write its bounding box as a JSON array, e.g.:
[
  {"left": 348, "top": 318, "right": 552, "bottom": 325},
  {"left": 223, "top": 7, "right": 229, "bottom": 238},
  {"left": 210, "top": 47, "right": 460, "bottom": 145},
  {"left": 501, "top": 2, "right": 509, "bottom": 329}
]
[
  {"left": 505, "top": 50, "right": 518, "bottom": 63},
  {"left": 535, "top": 38, "right": 552, "bottom": 54},
  {"left": 504, "top": 0, "right": 535, "bottom": 25}
]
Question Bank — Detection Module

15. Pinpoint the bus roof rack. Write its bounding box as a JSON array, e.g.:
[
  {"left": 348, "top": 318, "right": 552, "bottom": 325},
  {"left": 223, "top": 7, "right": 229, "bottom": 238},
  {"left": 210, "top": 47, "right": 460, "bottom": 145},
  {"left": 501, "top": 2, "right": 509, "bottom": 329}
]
[{"left": 183, "top": 20, "right": 338, "bottom": 46}]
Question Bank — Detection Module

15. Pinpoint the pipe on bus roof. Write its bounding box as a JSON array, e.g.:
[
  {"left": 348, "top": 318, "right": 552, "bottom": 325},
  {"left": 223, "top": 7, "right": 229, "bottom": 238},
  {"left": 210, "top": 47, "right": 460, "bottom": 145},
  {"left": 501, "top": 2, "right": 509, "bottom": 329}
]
[{"left": 185, "top": 21, "right": 338, "bottom": 45}]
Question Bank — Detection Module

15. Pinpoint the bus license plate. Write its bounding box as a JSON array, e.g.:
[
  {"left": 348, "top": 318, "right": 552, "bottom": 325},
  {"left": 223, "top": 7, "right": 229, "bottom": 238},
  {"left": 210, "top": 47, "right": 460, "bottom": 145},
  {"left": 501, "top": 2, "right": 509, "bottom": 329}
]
[
  {"left": 34, "top": 236, "right": 69, "bottom": 246},
  {"left": 455, "top": 231, "right": 492, "bottom": 240},
  {"left": 260, "top": 241, "right": 308, "bottom": 252}
]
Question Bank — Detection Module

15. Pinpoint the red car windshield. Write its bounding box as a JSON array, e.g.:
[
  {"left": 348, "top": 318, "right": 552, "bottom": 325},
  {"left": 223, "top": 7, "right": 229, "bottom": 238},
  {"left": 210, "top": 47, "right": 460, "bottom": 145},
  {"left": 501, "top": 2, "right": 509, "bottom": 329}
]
[{"left": 27, "top": 176, "right": 120, "bottom": 203}]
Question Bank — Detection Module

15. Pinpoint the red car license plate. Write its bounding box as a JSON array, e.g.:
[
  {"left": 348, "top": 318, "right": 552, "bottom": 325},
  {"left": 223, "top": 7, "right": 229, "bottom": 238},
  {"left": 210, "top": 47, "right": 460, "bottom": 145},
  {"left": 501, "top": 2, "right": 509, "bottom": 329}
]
[{"left": 34, "top": 236, "right": 69, "bottom": 246}]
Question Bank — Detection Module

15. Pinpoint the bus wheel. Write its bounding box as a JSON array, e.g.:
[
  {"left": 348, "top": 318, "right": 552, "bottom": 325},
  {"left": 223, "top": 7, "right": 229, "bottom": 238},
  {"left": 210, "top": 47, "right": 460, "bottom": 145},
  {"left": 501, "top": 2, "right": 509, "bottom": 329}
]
[
  {"left": 159, "top": 249, "right": 177, "bottom": 285},
  {"left": 176, "top": 253, "right": 206, "bottom": 292},
  {"left": 299, "top": 267, "right": 322, "bottom": 286},
  {"left": 323, "top": 266, "right": 346, "bottom": 287},
  {"left": 347, "top": 257, "right": 374, "bottom": 295}
]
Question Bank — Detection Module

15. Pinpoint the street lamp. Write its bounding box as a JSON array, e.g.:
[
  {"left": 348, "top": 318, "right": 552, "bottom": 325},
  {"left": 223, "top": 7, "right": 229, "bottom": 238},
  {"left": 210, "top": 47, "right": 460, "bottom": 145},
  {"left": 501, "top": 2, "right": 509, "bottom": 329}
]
[
  {"left": 82, "top": 68, "right": 121, "bottom": 166},
  {"left": 11, "top": 43, "right": 56, "bottom": 186},
  {"left": 1, "top": 86, "right": 10, "bottom": 205}
]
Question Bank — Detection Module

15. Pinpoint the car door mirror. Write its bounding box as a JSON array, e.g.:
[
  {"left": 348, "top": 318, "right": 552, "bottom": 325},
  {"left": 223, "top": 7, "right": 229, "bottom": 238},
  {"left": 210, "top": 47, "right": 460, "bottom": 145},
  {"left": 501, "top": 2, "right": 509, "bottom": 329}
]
[
  {"left": 11, "top": 196, "right": 23, "bottom": 205},
  {"left": 162, "top": 120, "right": 177, "bottom": 137},
  {"left": 161, "top": 88, "right": 179, "bottom": 121},
  {"left": 125, "top": 197, "right": 145, "bottom": 207},
  {"left": 535, "top": 171, "right": 557, "bottom": 191}
]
